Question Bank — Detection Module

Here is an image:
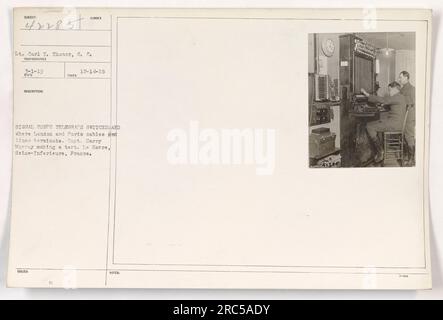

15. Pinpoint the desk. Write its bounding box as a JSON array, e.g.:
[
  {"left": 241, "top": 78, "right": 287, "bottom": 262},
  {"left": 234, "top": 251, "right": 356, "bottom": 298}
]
[
  {"left": 340, "top": 104, "right": 389, "bottom": 167},
  {"left": 349, "top": 109, "right": 389, "bottom": 167}
]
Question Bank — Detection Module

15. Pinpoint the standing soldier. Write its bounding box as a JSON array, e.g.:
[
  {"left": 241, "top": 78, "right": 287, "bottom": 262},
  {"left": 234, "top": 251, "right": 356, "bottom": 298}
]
[{"left": 398, "top": 71, "right": 415, "bottom": 166}]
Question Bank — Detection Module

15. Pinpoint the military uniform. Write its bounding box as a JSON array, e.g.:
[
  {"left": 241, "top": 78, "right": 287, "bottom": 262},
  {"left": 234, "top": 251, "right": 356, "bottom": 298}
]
[
  {"left": 400, "top": 82, "right": 415, "bottom": 149},
  {"left": 366, "top": 93, "right": 407, "bottom": 140}
]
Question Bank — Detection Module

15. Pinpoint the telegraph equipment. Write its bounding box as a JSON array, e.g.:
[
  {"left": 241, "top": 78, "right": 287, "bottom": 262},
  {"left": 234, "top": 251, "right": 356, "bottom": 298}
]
[
  {"left": 314, "top": 74, "right": 330, "bottom": 101},
  {"left": 309, "top": 127, "right": 336, "bottom": 159}
]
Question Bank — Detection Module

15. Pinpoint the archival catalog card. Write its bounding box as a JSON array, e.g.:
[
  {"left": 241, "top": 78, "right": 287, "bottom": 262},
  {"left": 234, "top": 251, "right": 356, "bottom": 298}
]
[{"left": 8, "top": 8, "right": 432, "bottom": 289}]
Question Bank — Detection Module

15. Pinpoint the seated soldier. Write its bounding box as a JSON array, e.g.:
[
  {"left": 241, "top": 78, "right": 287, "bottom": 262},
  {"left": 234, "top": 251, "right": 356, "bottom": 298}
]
[{"left": 360, "top": 81, "right": 407, "bottom": 163}]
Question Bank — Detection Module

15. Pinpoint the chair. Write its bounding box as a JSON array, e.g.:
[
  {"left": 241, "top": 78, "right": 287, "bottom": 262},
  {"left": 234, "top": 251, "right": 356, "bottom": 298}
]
[{"left": 382, "top": 107, "right": 410, "bottom": 167}]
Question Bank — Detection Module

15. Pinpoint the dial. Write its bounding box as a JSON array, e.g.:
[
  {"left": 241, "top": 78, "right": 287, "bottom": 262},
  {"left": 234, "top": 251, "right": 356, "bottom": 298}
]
[{"left": 322, "top": 38, "right": 335, "bottom": 57}]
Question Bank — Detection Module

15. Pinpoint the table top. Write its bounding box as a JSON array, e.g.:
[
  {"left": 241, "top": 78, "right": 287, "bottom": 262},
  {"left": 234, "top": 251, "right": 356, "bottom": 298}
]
[{"left": 349, "top": 108, "right": 389, "bottom": 117}]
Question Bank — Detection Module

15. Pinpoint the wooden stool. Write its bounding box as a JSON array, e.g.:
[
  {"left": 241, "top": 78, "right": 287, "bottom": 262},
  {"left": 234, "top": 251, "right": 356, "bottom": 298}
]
[
  {"left": 383, "top": 131, "right": 404, "bottom": 166},
  {"left": 382, "top": 108, "right": 410, "bottom": 167}
]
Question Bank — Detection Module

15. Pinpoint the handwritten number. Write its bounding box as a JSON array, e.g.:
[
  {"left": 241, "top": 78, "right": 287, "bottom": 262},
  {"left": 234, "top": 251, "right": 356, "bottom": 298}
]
[{"left": 23, "top": 17, "right": 84, "bottom": 30}]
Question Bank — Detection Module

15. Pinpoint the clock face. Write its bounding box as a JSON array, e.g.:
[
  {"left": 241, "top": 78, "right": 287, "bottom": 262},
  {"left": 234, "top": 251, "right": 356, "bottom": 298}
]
[{"left": 322, "top": 38, "right": 335, "bottom": 57}]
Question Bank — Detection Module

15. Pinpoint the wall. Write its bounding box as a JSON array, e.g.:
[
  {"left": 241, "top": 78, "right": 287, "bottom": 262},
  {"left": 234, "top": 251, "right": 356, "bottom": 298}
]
[
  {"left": 308, "top": 34, "right": 341, "bottom": 147},
  {"left": 377, "top": 52, "right": 396, "bottom": 96},
  {"left": 308, "top": 33, "right": 340, "bottom": 83},
  {"left": 396, "top": 50, "right": 416, "bottom": 85},
  {"left": 308, "top": 33, "right": 315, "bottom": 73},
  {"left": 374, "top": 49, "right": 415, "bottom": 96}
]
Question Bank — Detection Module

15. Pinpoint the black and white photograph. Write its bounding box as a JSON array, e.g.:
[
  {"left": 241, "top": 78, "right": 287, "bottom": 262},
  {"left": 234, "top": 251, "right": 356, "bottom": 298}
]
[{"left": 309, "top": 32, "right": 416, "bottom": 168}]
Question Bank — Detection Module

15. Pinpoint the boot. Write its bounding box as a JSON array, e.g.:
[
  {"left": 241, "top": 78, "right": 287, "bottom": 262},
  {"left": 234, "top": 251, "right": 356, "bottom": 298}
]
[
  {"left": 403, "top": 146, "right": 411, "bottom": 166},
  {"left": 409, "top": 145, "right": 415, "bottom": 166},
  {"left": 373, "top": 137, "right": 384, "bottom": 163}
]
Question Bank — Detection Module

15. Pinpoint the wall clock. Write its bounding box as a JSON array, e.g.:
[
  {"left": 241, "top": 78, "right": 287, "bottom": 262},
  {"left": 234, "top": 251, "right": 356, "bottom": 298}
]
[{"left": 321, "top": 38, "right": 335, "bottom": 57}]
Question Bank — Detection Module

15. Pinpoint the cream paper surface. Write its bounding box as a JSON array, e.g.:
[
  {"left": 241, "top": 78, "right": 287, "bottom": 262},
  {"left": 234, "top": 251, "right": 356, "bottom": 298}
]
[{"left": 8, "top": 7, "right": 432, "bottom": 289}]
